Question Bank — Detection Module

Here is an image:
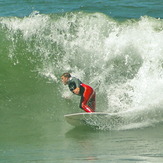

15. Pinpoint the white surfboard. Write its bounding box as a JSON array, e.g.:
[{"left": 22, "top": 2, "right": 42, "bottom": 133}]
[{"left": 64, "top": 112, "right": 121, "bottom": 129}]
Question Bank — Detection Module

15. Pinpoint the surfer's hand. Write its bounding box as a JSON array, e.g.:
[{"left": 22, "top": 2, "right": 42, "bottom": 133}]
[{"left": 73, "top": 87, "right": 80, "bottom": 95}]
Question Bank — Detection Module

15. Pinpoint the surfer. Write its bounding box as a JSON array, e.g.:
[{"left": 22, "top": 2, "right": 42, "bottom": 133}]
[{"left": 61, "top": 73, "right": 96, "bottom": 113}]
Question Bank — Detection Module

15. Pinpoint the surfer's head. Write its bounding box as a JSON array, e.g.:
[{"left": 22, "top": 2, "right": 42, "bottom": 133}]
[{"left": 61, "top": 73, "right": 71, "bottom": 85}]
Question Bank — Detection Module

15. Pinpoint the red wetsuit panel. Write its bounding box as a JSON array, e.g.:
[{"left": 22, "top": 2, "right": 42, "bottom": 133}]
[{"left": 80, "top": 83, "right": 96, "bottom": 113}]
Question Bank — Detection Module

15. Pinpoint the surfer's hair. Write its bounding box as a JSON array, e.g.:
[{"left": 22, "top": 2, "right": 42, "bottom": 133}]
[{"left": 61, "top": 73, "right": 71, "bottom": 78}]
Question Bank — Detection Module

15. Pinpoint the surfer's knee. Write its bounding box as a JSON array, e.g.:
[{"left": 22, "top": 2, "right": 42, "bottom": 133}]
[
  {"left": 80, "top": 103, "right": 94, "bottom": 113},
  {"left": 84, "top": 107, "right": 95, "bottom": 113}
]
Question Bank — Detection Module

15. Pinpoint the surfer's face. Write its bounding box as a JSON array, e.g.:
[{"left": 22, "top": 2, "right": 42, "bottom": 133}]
[{"left": 61, "top": 76, "right": 69, "bottom": 85}]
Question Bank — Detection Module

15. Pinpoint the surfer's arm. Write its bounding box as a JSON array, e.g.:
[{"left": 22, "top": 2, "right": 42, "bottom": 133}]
[
  {"left": 73, "top": 87, "right": 80, "bottom": 95},
  {"left": 72, "top": 77, "right": 81, "bottom": 95}
]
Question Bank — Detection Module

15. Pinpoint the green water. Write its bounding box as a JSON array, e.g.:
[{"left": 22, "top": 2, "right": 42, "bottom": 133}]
[
  {"left": 1, "top": 115, "right": 163, "bottom": 162},
  {"left": 1, "top": 11, "right": 163, "bottom": 162},
  {"left": 1, "top": 54, "right": 163, "bottom": 162}
]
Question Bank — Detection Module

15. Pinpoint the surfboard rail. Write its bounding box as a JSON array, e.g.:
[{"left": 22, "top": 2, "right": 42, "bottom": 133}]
[{"left": 64, "top": 112, "right": 119, "bottom": 128}]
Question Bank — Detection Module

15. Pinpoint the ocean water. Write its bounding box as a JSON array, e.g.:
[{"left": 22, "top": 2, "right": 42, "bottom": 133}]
[{"left": 1, "top": 0, "right": 163, "bottom": 162}]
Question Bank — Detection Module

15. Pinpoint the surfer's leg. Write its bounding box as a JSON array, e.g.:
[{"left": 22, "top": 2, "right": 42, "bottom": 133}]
[
  {"left": 89, "top": 91, "right": 96, "bottom": 111},
  {"left": 79, "top": 96, "right": 89, "bottom": 112},
  {"left": 80, "top": 98, "right": 94, "bottom": 112},
  {"left": 79, "top": 84, "right": 95, "bottom": 112}
]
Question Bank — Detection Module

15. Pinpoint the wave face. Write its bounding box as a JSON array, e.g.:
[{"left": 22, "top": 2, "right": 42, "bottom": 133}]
[{"left": 1, "top": 12, "right": 163, "bottom": 130}]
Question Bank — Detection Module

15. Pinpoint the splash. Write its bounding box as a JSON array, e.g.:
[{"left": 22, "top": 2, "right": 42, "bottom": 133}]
[{"left": 1, "top": 12, "right": 163, "bottom": 130}]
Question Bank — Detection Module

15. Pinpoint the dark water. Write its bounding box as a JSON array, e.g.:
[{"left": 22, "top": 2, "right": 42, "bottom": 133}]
[{"left": 1, "top": 0, "right": 163, "bottom": 162}]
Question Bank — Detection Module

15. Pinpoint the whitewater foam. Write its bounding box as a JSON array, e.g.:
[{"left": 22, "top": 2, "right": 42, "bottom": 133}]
[{"left": 1, "top": 12, "right": 163, "bottom": 129}]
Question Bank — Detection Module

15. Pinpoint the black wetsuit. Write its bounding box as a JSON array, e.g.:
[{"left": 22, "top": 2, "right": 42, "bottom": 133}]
[
  {"left": 67, "top": 77, "right": 84, "bottom": 96},
  {"left": 67, "top": 77, "right": 96, "bottom": 112}
]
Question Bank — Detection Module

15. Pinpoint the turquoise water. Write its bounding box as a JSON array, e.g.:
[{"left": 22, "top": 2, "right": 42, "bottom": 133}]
[
  {"left": 1, "top": 0, "right": 163, "bottom": 19},
  {"left": 1, "top": 0, "right": 163, "bottom": 162}
]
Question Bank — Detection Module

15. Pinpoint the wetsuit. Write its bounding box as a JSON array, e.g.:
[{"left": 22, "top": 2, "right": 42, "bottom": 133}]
[{"left": 68, "top": 77, "right": 96, "bottom": 113}]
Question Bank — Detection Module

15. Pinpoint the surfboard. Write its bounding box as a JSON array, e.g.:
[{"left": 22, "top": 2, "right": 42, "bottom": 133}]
[{"left": 64, "top": 112, "right": 121, "bottom": 128}]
